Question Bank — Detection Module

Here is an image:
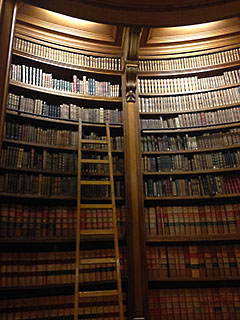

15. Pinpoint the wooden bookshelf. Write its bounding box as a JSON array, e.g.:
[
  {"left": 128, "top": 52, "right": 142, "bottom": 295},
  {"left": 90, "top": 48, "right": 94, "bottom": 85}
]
[
  {"left": 10, "top": 80, "right": 122, "bottom": 102},
  {"left": 13, "top": 50, "right": 123, "bottom": 76}
]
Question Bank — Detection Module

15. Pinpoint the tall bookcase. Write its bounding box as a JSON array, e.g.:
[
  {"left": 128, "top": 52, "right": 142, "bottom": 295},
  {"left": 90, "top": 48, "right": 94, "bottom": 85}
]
[
  {"left": 0, "top": 10, "right": 128, "bottom": 320},
  {"left": 138, "top": 47, "right": 240, "bottom": 319}
]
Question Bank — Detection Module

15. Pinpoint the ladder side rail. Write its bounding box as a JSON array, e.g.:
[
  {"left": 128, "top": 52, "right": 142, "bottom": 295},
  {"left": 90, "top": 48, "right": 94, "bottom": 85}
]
[
  {"left": 74, "top": 120, "right": 83, "bottom": 320},
  {"left": 106, "top": 121, "right": 124, "bottom": 320}
]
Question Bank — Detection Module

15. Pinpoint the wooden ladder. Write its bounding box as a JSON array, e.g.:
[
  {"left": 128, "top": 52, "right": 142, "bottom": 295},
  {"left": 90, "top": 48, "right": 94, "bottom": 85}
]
[{"left": 74, "top": 121, "right": 124, "bottom": 320}]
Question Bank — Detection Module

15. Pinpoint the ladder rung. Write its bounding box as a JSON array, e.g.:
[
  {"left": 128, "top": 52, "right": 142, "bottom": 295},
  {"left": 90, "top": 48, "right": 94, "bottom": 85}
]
[
  {"left": 80, "top": 180, "right": 110, "bottom": 185},
  {"left": 80, "top": 229, "right": 114, "bottom": 235},
  {"left": 80, "top": 204, "right": 113, "bottom": 209},
  {"left": 80, "top": 258, "right": 116, "bottom": 264},
  {"left": 81, "top": 159, "right": 109, "bottom": 164},
  {"left": 79, "top": 289, "right": 118, "bottom": 298},
  {"left": 81, "top": 139, "right": 108, "bottom": 144}
]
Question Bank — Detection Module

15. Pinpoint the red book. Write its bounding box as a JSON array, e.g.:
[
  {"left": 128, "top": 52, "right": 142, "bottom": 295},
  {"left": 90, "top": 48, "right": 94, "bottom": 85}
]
[
  {"left": 189, "top": 245, "right": 200, "bottom": 278},
  {"left": 28, "top": 206, "right": 36, "bottom": 236},
  {"left": 198, "top": 246, "right": 206, "bottom": 278},
  {"left": 167, "top": 207, "right": 175, "bottom": 235},
  {"left": 156, "top": 206, "right": 163, "bottom": 236},
  {"left": 173, "top": 206, "right": 180, "bottom": 235},
  {"left": 35, "top": 206, "right": 42, "bottom": 237},
  {"left": 233, "top": 203, "right": 240, "bottom": 233},
  {"left": 227, "top": 245, "right": 238, "bottom": 277},
  {"left": 149, "top": 207, "right": 157, "bottom": 236},
  {"left": 48, "top": 207, "right": 56, "bottom": 237},
  {"left": 61, "top": 206, "right": 68, "bottom": 236},
  {"left": 0, "top": 203, "right": 9, "bottom": 237},
  {"left": 168, "top": 246, "right": 177, "bottom": 277},
  {"left": 162, "top": 207, "right": 170, "bottom": 235},
  {"left": 144, "top": 207, "right": 150, "bottom": 236},
  {"left": 15, "top": 204, "right": 23, "bottom": 237},
  {"left": 159, "top": 245, "right": 168, "bottom": 278},
  {"left": 219, "top": 288, "right": 230, "bottom": 320},
  {"left": 188, "top": 206, "right": 196, "bottom": 235},
  {"left": 55, "top": 206, "right": 62, "bottom": 236},
  {"left": 204, "top": 245, "right": 214, "bottom": 277},
  {"left": 225, "top": 204, "right": 237, "bottom": 233},
  {"left": 212, "top": 288, "right": 222, "bottom": 320},
  {"left": 199, "top": 205, "right": 207, "bottom": 235},
  {"left": 221, "top": 245, "right": 231, "bottom": 277},
  {"left": 204, "top": 205, "right": 214, "bottom": 234},
  {"left": 220, "top": 205, "right": 229, "bottom": 234},
  {"left": 8, "top": 204, "right": 16, "bottom": 237},
  {"left": 214, "top": 205, "right": 224, "bottom": 234},
  {"left": 41, "top": 206, "right": 48, "bottom": 237},
  {"left": 193, "top": 206, "right": 201, "bottom": 235},
  {"left": 22, "top": 205, "right": 30, "bottom": 237},
  {"left": 183, "top": 206, "right": 190, "bottom": 235}
]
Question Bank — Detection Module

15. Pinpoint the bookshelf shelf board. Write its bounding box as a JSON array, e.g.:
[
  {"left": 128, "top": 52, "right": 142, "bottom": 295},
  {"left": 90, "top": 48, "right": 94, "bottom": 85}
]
[
  {"left": 3, "top": 138, "right": 78, "bottom": 151},
  {"left": 13, "top": 50, "right": 123, "bottom": 76},
  {"left": 6, "top": 110, "right": 123, "bottom": 129},
  {"left": 81, "top": 148, "right": 124, "bottom": 153},
  {"left": 141, "top": 121, "right": 240, "bottom": 134},
  {"left": 145, "top": 194, "right": 240, "bottom": 200},
  {"left": 142, "top": 144, "right": 240, "bottom": 155},
  {"left": 143, "top": 167, "right": 240, "bottom": 176},
  {"left": 0, "top": 193, "right": 124, "bottom": 201},
  {"left": 0, "top": 235, "right": 125, "bottom": 243},
  {"left": 0, "top": 166, "right": 124, "bottom": 176},
  {"left": 138, "top": 82, "right": 240, "bottom": 97},
  {"left": 148, "top": 277, "right": 240, "bottom": 283},
  {"left": 0, "top": 166, "right": 77, "bottom": 176},
  {"left": 9, "top": 80, "right": 122, "bottom": 102},
  {"left": 146, "top": 234, "right": 240, "bottom": 243},
  {"left": 0, "top": 193, "right": 76, "bottom": 200},
  {"left": 139, "top": 101, "right": 240, "bottom": 115},
  {"left": 138, "top": 61, "right": 240, "bottom": 77}
]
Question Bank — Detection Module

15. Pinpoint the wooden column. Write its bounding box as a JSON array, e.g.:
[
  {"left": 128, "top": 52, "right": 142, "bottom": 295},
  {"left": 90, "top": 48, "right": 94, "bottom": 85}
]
[
  {"left": 0, "top": 0, "right": 18, "bottom": 152},
  {"left": 123, "top": 27, "right": 148, "bottom": 320}
]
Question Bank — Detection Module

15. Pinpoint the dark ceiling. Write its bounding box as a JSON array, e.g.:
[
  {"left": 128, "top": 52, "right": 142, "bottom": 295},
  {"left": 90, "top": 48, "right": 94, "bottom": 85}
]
[{"left": 23, "top": 0, "right": 240, "bottom": 27}]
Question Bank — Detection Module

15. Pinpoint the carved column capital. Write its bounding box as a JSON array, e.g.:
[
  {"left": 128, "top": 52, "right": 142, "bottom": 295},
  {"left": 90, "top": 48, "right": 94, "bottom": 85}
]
[{"left": 125, "top": 63, "right": 138, "bottom": 103}]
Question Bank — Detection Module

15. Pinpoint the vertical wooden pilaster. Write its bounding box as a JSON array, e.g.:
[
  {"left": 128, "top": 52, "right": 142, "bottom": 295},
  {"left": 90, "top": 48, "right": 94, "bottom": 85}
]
[
  {"left": 0, "top": 0, "right": 18, "bottom": 152},
  {"left": 123, "top": 27, "right": 148, "bottom": 320}
]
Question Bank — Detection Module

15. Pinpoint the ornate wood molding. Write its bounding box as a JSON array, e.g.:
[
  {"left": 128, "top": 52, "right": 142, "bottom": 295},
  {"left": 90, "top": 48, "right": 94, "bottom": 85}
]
[{"left": 125, "top": 64, "right": 138, "bottom": 102}]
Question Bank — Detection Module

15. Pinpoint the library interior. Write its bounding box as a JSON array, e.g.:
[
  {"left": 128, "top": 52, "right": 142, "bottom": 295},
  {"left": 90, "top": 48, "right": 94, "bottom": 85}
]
[{"left": 1, "top": 0, "right": 240, "bottom": 319}]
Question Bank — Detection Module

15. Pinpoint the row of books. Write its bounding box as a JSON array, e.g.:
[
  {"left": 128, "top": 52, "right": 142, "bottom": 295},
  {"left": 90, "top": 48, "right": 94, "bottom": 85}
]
[
  {"left": 141, "top": 129, "right": 240, "bottom": 152},
  {"left": 0, "top": 173, "right": 125, "bottom": 197},
  {"left": 0, "top": 247, "right": 127, "bottom": 287},
  {"left": 144, "top": 174, "right": 240, "bottom": 197},
  {"left": 82, "top": 132, "right": 124, "bottom": 150},
  {"left": 5, "top": 120, "right": 78, "bottom": 146},
  {"left": 147, "top": 244, "right": 240, "bottom": 279},
  {"left": 0, "top": 174, "right": 77, "bottom": 196},
  {"left": 139, "top": 47, "right": 240, "bottom": 71},
  {"left": 139, "top": 86, "right": 240, "bottom": 113},
  {"left": 1, "top": 147, "right": 78, "bottom": 172},
  {"left": 142, "top": 150, "right": 240, "bottom": 172},
  {"left": 145, "top": 204, "right": 240, "bottom": 236},
  {"left": 0, "top": 204, "right": 126, "bottom": 237},
  {"left": 138, "top": 69, "right": 240, "bottom": 94},
  {"left": 1, "top": 294, "right": 126, "bottom": 320},
  {"left": 13, "top": 37, "right": 122, "bottom": 71},
  {"left": 149, "top": 287, "right": 240, "bottom": 320},
  {"left": 1, "top": 146, "right": 124, "bottom": 173},
  {"left": 10, "top": 64, "right": 120, "bottom": 97},
  {"left": 7, "top": 93, "right": 123, "bottom": 123},
  {"left": 140, "top": 107, "right": 240, "bottom": 129}
]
